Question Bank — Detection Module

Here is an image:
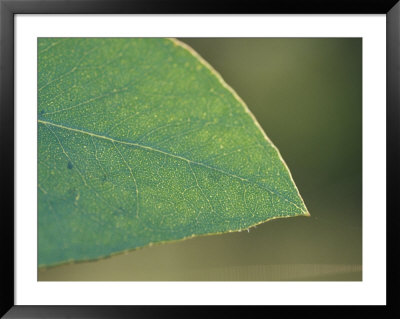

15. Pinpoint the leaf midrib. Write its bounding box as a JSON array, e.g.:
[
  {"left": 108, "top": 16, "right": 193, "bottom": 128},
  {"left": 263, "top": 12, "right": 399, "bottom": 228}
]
[{"left": 38, "top": 119, "right": 305, "bottom": 213}]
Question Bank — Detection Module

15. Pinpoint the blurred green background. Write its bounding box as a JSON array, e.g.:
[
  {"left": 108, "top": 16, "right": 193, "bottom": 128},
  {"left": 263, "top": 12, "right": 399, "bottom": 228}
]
[{"left": 39, "top": 38, "right": 362, "bottom": 281}]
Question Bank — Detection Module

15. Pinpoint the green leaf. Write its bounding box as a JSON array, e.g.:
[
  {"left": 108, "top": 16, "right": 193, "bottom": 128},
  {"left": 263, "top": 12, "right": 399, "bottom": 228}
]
[{"left": 38, "top": 38, "right": 309, "bottom": 267}]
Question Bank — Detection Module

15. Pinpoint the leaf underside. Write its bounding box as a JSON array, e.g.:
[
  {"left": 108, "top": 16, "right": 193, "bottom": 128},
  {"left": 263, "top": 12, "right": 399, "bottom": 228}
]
[{"left": 38, "top": 38, "right": 308, "bottom": 267}]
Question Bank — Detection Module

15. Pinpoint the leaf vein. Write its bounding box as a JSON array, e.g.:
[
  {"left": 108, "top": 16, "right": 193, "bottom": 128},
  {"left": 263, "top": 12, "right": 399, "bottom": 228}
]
[
  {"left": 42, "top": 123, "right": 125, "bottom": 214},
  {"left": 112, "top": 141, "right": 140, "bottom": 219},
  {"left": 38, "top": 119, "right": 305, "bottom": 213}
]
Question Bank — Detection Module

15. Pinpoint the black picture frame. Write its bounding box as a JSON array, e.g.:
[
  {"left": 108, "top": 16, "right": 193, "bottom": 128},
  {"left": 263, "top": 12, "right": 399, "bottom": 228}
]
[{"left": 1, "top": 0, "right": 398, "bottom": 317}]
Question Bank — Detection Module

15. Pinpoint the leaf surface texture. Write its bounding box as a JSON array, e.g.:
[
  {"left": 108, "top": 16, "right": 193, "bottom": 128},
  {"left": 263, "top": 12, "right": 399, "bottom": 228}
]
[{"left": 38, "top": 38, "right": 308, "bottom": 266}]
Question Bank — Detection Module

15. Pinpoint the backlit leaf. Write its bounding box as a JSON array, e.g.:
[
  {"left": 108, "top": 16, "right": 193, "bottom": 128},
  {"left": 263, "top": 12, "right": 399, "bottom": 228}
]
[{"left": 38, "top": 38, "right": 309, "bottom": 266}]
